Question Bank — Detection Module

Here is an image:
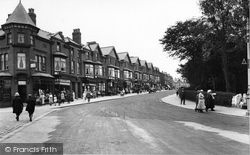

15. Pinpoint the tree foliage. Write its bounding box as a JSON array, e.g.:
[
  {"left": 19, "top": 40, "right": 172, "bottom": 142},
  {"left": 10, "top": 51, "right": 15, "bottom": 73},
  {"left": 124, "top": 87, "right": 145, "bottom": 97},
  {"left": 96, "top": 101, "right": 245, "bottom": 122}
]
[{"left": 160, "top": 0, "right": 249, "bottom": 92}]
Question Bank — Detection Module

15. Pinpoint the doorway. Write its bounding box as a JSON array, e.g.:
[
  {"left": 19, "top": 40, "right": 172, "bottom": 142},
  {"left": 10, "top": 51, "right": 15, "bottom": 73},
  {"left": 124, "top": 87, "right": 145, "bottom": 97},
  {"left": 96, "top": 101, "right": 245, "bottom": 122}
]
[{"left": 18, "top": 81, "right": 27, "bottom": 101}]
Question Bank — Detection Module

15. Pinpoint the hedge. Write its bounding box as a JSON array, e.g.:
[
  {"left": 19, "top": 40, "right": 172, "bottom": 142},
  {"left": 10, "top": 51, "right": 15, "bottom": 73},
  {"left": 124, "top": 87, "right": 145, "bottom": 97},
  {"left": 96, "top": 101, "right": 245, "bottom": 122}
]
[{"left": 185, "top": 90, "right": 236, "bottom": 107}]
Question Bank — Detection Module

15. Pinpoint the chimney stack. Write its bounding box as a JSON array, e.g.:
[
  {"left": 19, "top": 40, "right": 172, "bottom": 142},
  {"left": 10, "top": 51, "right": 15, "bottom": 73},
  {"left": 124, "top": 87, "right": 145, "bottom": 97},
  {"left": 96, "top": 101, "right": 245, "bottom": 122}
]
[
  {"left": 72, "top": 28, "right": 81, "bottom": 45},
  {"left": 28, "top": 8, "right": 36, "bottom": 25}
]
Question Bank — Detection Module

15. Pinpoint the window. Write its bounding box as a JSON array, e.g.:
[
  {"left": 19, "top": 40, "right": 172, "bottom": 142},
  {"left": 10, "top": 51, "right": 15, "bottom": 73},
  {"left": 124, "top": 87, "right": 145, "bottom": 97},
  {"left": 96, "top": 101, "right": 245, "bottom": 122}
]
[
  {"left": 124, "top": 71, "right": 129, "bottom": 79},
  {"left": 108, "top": 68, "right": 115, "bottom": 78},
  {"left": 71, "top": 48, "right": 74, "bottom": 59},
  {"left": 95, "top": 54, "right": 98, "bottom": 61},
  {"left": 17, "top": 53, "right": 26, "bottom": 69},
  {"left": 86, "top": 52, "right": 89, "bottom": 60},
  {"left": 56, "top": 42, "right": 61, "bottom": 52},
  {"left": 77, "top": 51, "right": 80, "bottom": 59},
  {"left": 35, "top": 55, "right": 46, "bottom": 71},
  {"left": 7, "top": 33, "right": 12, "bottom": 44},
  {"left": 114, "top": 69, "right": 120, "bottom": 78},
  {"left": 77, "top": 62, "right": 80, "bottom": 74},
  {"left": 0, "top": 53, "right": 8, "bottom": 70},
  {"left": 18, "top": 33, "right": 24, "bottom": 43},
  {"left": 95, "top": 65, "right": 103, "bottom": 76},
  {"left": 71, "top": 61, "right": 75, "bottom": 74},
  {"left": 99, "top": 83, "right": 105, "bottom": 91},
  {"left": 85, "top": 64, "right": 93, "bottom": 77},
  {"left": 54, "top": 57, "right": 66, "bottom": 72},
  {"left": 30, "top": 35, "right": 34, "bottom": 45}
]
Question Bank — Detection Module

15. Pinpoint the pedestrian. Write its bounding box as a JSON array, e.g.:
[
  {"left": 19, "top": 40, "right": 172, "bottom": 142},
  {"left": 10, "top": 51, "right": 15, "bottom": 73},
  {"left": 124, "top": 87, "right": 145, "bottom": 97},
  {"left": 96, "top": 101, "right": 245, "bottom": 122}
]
[
  {"left": 82, "top": 91, "right": 86, "bottom": 102},
  {"left": 180, "top": 87, "right": 186, "bottom": 105},
  {"left": 53, "top": 94, "right": 57, "bottom": 106},
  {"left": 195, "top": 90, "right": 200, "bottom": 112},
  {"left": 205, "top": 89, "right": 215, "bottom": 112},
  {"left": 72, "top": 91, "right": 75, "bottom": 101},
  {"left": 41, "top": 92, "right": 45, "bottom": 105},
  {"left": 12, "top": 92, "right": 23, "bottom": 121},
  {"left": 49, "top": 92, "right": 53, "bottom": 106},
  {"left": 196, "top": 90, "right": 205, "bottom": 113},
  {"left": 26, "top": 94, "right": 36, "bottom": 121},
  {"left": 86, "top": 90, "right": 91, "bottom": 102},
  {"left": 57, "top": 93, "right": 61, "bottom": 106},
  {"left": 61, "top": 91, "right": 65, "bottom": 104}
]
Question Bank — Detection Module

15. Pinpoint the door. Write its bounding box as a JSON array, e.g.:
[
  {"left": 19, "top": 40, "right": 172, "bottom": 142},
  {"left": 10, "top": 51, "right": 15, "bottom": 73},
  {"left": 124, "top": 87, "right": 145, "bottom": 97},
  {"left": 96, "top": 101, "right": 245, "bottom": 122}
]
[{"left": 18, "top": 81, "right": 27, "bottom": 101}]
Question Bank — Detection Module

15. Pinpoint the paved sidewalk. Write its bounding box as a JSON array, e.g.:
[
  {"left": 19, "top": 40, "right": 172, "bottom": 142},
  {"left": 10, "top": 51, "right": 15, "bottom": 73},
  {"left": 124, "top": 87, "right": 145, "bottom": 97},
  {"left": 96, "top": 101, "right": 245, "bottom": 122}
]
[
  {"left": 0, "top": 92, "right": 147, "bottom": 141},
  {"left": 161, "top": 94, "right": 249, "bottom": 117}
]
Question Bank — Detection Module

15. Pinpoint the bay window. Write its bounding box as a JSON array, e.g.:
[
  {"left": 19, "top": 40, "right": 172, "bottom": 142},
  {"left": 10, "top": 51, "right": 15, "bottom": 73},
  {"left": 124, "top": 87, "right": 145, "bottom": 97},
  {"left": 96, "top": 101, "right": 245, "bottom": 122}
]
[
  {"left": 54, "top": 57, "right": 66, "bottom": 72},
  {"left": 85, "top": 64, "right": 93, "bottom": 77}
]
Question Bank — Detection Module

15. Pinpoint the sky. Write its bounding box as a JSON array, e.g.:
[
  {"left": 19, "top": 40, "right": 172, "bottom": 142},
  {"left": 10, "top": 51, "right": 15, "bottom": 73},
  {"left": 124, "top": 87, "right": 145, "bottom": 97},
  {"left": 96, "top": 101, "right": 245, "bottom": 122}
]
[{"left": 0, "top": 0, "right": 202, "bottom": 79}]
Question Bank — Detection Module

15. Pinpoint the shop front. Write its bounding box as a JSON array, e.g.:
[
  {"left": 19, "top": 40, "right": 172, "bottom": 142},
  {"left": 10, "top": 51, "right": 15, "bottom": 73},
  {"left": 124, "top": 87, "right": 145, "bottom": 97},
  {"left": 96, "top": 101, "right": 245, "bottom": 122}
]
[
  {"left": 32, "top": 73, "right": 55, "bottom": 97},
  {"left": 0, "top": 73, "right": 12, "bottom": 107},
  {"left": 54, "top": 78, "right": 71, "bottom": 95}
]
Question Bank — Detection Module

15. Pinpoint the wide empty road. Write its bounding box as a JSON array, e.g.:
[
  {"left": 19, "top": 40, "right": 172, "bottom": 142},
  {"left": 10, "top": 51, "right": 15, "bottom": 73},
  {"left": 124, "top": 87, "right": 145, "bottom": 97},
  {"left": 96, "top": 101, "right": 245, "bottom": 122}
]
[{"left": 3, "top": 91, "right": 249, "bottom": 154}]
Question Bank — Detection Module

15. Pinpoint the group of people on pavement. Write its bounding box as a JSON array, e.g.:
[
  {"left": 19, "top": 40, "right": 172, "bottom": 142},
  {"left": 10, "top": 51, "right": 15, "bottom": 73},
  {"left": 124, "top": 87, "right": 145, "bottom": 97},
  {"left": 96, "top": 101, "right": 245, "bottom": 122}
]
[
  {"left": 195, "top": 89, "right": 215, "bottom": 113},
  {"left": 177, "top": 87, "right": 215, "bottom": 113},
  {"left": 12, "top": 88, "right": 77, "bottom": 121}
]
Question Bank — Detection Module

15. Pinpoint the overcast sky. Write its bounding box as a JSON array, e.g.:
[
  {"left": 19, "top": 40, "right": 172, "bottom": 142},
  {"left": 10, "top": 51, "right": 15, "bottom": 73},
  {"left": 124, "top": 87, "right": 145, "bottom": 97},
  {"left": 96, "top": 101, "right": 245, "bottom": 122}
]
[{"left": 0, "top": 0, "right": 202, "bottom": 79}]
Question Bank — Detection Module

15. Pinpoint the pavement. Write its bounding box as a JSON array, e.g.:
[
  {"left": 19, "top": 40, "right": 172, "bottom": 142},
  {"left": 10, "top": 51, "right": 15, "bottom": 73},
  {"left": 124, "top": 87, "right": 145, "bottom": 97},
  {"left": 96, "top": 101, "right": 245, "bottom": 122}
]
[
  {"left": 161, "top": 94, "right": 249, "bottom": 117},
  {"left": 0, "top": 91, "right": 248, "bottom": 142}
]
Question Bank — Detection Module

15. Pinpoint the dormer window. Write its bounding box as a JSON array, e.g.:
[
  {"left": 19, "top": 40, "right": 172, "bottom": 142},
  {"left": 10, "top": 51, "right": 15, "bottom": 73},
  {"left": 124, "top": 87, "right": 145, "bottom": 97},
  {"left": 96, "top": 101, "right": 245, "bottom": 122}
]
[{"left": 18, "top": 33, "right": 24, "bottom": 43}]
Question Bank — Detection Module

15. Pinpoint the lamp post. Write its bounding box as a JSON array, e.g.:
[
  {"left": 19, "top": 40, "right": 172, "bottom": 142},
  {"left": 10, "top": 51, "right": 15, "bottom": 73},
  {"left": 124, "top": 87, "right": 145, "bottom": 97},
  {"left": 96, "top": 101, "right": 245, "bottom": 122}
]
[{"left": 247, "top": 1, "right": 250, "bottom": 116}]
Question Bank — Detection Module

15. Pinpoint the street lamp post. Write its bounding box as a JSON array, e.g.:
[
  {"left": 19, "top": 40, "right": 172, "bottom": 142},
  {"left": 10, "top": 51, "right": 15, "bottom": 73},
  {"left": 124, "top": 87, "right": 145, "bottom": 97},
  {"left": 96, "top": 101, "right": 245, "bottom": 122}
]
[{"left": 247, "top": 1, "right": 250, "bottom": 116}]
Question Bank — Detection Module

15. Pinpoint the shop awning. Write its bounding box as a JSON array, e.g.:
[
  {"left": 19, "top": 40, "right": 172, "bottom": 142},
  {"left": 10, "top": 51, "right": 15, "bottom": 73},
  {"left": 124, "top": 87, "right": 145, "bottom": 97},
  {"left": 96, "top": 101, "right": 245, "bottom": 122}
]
[
  {"left": 0, "top": 72, "right": 12, "bottom": 77},
  {"left": 32, "top": 72, "right": 54, "bottom": 78}
]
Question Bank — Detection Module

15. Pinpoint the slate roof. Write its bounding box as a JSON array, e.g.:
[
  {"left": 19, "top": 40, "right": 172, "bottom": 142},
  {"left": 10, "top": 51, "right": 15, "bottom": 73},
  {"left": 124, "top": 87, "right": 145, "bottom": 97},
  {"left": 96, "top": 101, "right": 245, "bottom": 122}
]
[
  {"left": 100, "top": 46, "right": 114, "bottom": 56},
  {"left": 4, "top": 2, "right": 36, "bottom": 27},
  {"left": 130, "top": 56, "right": 139, "bottom": 64},
  {"left": 140, "top": 60, "right": 147, "bottom": 66},
  {"left": 117, "top": 52, "right": 128, "bottom": 60},
  {"left": 147, "top": 62, "right": 153, "bottom": 69},
  {"left": 37, "top": 29, "right": 52, "bottom": 40}
]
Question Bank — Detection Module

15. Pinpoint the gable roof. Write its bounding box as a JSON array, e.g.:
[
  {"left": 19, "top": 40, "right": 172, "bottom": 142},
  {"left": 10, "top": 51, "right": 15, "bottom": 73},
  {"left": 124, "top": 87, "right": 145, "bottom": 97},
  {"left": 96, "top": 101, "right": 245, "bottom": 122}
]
[
  {"left": 4, "top": 2, "right": 36, "bottom": 27},
  {"left": 117, "top": 52, "right": 131, "bottom": 63},
  {"left": 130, "top": 56, "right": 141, "bottom": 65},
  {"left": 147, "top": 62, "right": 154, "bottom": 69},
  {"left": 100, "top": 46, "right": 119, "bottom": 59},
  {"left": 140, "top": 60, "right": 148, "bottom": 68},
  {"left": 51, "top": 31, "right": 65, "bottom": 41},
  {"left": 87, "top": 42, "right": 103, "bottom": 57}
]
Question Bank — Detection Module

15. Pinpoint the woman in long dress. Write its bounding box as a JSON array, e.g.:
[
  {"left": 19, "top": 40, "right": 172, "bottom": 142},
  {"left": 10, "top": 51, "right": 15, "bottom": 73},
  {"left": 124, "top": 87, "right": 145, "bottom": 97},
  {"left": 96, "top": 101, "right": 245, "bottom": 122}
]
[{"left": 197, "top": 90, "right": 205, "bottom": 113}]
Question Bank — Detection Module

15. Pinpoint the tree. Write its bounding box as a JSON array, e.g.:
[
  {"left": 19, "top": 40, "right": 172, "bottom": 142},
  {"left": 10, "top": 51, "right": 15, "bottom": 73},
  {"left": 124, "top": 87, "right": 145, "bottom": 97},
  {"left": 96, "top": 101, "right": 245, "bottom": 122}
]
[
  {"left": 160, "top": 18, "right": 209, "bottom": 88},
  {"left": 199, "top": 0, "right": 249, "bottom": 92}
]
